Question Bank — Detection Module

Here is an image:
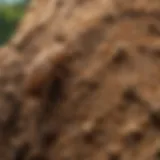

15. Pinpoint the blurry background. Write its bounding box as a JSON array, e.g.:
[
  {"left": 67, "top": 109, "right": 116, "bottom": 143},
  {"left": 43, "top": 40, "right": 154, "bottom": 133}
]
[{"left": 0, "top": 0, "right": 28, "bottom": 45}]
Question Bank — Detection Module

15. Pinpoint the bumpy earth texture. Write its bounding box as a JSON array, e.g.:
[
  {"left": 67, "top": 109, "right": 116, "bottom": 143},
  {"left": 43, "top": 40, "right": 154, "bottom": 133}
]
[{"left": 0, "top": 0, "right": 160, "bottom": 160}]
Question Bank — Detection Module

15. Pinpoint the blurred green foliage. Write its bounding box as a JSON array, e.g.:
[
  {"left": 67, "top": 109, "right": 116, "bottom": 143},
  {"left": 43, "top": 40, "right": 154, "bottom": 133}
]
[{"left": 0, "top": 3, "right": 26, "bottom": 45}]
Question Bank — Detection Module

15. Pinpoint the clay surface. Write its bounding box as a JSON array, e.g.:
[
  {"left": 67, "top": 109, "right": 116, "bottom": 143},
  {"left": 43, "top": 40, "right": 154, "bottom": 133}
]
[{"left": 0, "top": 0, "right": 160, "bottom": 160}]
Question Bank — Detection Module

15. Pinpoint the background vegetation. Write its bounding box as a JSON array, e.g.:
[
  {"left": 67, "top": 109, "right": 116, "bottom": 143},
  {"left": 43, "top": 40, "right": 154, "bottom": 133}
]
[{"left": 0, "top": 0, "right": 27, "bottom": 45}]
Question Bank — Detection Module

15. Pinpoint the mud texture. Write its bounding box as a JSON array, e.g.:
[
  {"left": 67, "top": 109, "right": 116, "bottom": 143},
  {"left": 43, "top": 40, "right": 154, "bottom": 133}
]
[{"left": 0, "top": 0, "right": 160, "bottom": 160}]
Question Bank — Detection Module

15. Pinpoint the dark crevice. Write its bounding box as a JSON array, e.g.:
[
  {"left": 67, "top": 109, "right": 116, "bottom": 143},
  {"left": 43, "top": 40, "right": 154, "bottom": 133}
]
[
  {"left": 149, "top": 110, "right": 160, "bottom": 129},
  {"left": 112, "top": 48, "right": 128, "bottom": 65},
  {"left": 154, "top": 150, "right": 160, "bottom": 160},
  {"left": 148, "top": 23, "right": 160, "bottom": 36},
  {"left": 123, "top": 87, "right": 141, "bottom": 103},
  {"left": 124, "top": 131, "right": 144, "bottom": 146},
  {"left": 13, "top": 143, "right": 30, "bottom": 160},
  {"left": 2, "top": 94, "right": 21, "bottom": 135},
  {"left": 108, "top": 153, "right": 120, "bottom": 160}
]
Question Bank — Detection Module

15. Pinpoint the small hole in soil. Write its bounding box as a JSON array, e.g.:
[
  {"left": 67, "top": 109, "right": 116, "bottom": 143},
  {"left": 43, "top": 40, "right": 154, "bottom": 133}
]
[
  {"left": 54, "top": 34, "right": 66, "bottom": 43},
  {"left": 154, "top": 150, "right": 160, "bottom": 160},
  {"left": 112, "top": 48, "right": 128, "bottom": 65},
  {"left": 56, "top": 0, "right": 64, "bottom": 8},
  {"left": 123, "top": 87, "right": 140, "bottom": 103},
  {"left": 108, "top": 153, "right": 120, "bottom": 160},
  {"left": 102, "top": 14, "right": 116, "bottom": 24},
  {"left": 125, "top": 131, "right": 143, "bottom": 146},
  {"left": 83, "top": 131, "right": 95, "bottom": 144},
  {"left": 13, "top": 143, "right": 30, "bottom": 160},
  {"left": 149, "top": 110, "right": 160, "bottom": 129},
  {"left": 148, "top": 23, "right": 160, "bottom": 36},
  {"left": 41, "top": 129, "right": 58, "bottom": 147}
]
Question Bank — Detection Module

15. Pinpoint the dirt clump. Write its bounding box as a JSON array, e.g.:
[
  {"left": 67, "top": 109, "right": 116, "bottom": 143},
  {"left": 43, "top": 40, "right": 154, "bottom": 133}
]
[{"left": 0, "top": 0, "right": 160, "bottom": 160}]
